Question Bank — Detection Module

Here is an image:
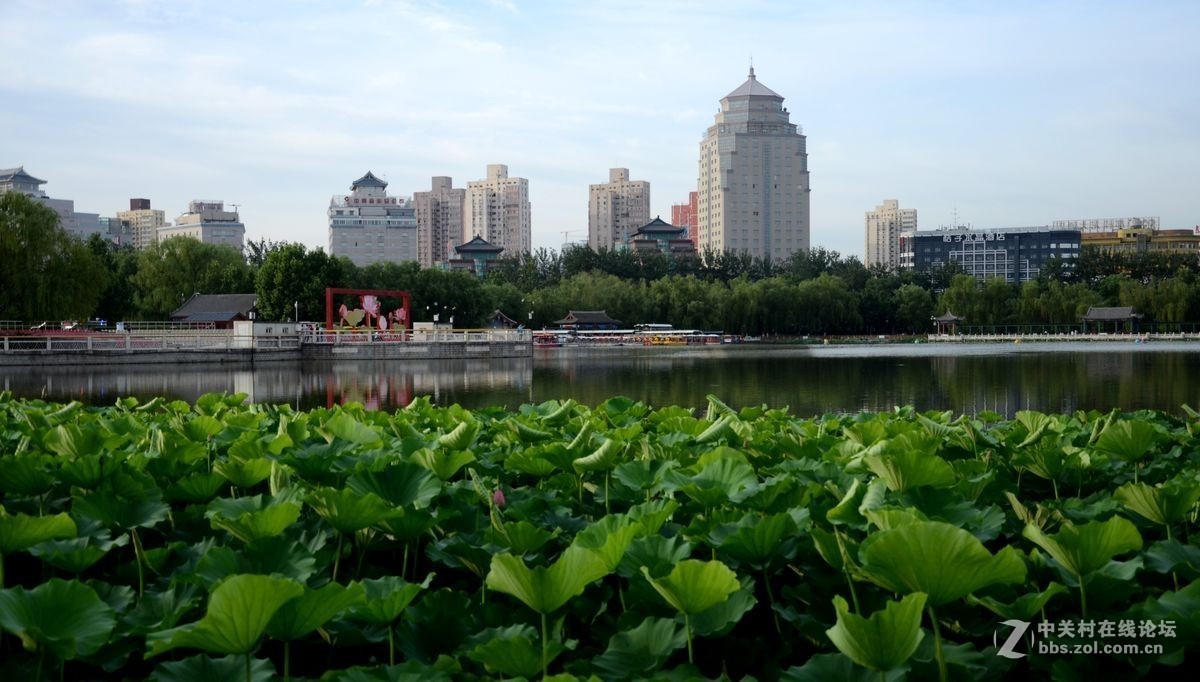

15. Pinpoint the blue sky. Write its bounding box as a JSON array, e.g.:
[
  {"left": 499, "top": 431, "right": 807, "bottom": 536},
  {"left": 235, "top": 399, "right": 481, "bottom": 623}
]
[{"left": 2, "top": 0, "right": 1197, "bottom": 258}]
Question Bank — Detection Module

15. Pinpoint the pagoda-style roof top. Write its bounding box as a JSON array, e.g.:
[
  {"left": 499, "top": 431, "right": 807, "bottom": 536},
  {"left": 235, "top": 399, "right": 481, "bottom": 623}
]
[
  {"left": 488, "top": 309, "right": 518, "bottom": 328},
  {"left": 454, "top": 235, "right": 505, "bottom": 254},
  {"left": 1081, "top": 306, "right": 1142, "bottom": 321},
  {"left": 724, "top": 67, "right": 783, "bottom": 100},
  {"left": 634, "top": 216, "right": 686, "bottom": 236},
  {"left": 554, "top": 310, "right": 622, "bottom": 327},
  {"left": 0, "top": 166, "right": 46, "bottom": 185},
  {"left": 351, "top": 171, "right": 388, "bottom": 190},
  {"left": 170, "top": 293, "right": 258, "bottom": 322},
  {"left": 932, "top": 311, "right": 964, "bottom": 322}
]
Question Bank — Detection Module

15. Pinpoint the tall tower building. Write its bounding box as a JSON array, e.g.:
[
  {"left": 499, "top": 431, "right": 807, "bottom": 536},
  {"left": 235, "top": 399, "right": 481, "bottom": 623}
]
[
  {"left": 117, "top": 198, "right": 167, "bottom": 249},
  {"left": 413, "top": 176, "right": 467, "bottom": 267},
  {"left": 327, "top": 172, "right": 417, "bottom": 266},
  {"left": 467, "top": 164, "right": 531, "bottom": 255},
  {"left": 588, "top": 168, "right": 651, "bottom": 251},
  {"left": 864, "top": 199, "right": 918, "bottom": 269},
  {"left": 697, "top": 68, "right": 810, "bottom": 261}
]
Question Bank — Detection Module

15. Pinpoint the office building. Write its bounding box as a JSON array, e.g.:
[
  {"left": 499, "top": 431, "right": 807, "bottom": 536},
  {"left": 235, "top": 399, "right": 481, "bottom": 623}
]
[
  {"left": 900, "top": 226, "right": 1081, "bottom": 283},
  {"left": 864, "top": 199, "right": 918, "bottom": 269},
  {"left": 413, "top": 176, "right": 466, "bottom": 267},
  {"left": 696, "top": 68, "right": 810, "bottom": 260},
  {"left": 328, "top": 172, "right": 418, "bottom": 266},
  {"left": 467, "top": 164, "right": 531, "bottom": 255},
  {"left": 160, "top": 200, "right": 246, "bottom": 250},
  {"left": 588, "top": 168, "right": 651, "bottom": 251},
  {"left": 0, "top": 166, "right": 103, "bottom": 239},
  {"left": 117, "top": 198, "right": 167, "bottom": 249}
]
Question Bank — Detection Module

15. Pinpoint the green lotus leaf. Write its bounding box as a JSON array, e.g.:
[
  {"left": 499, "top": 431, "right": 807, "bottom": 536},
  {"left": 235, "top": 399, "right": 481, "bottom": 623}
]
[
  {"left": 1093, "top": 419, "right": 1159, "bottom": 462},
  {"left": 213, "top": 455, "right": 273, "bottom": 490},
  {"left": 266, "top": 582, "right": 365, "bottom": 641},
  {"left": 163, "top": 473, "right": 227, "bottom": 503},
  {"left": 540, "top": 399, "right": 576, "bottom": 426},
  {"left": 487, "top": 520, "right": 558, "bottom": 555},
  {"left": 377, "top": 508, "right": 438, "bottom": 543},
  {"left": 626, "top": 499, "right": 679, "bottom": 536},
  {"left": 592, "top": 616, "right": 686, "bottom": 678},
  {"left": 572, "top": 516, "right": 639, "bottom": 573},
  {"left": 42, "top": 423, "right": 105, "bottom": 459},
  {"left": 0, "top": 578, "right": 116, "bottom": 660},
  {"left": 308, "top": 487, "right": 401, "bottom": 534},
  {"left": 409, "top": 448, "right": 475, "bottom": 481},
  {"left": 1014, "top": 410, "right": 1055, "bottom": 447},
  {"left": 573, "top": 438, "right": 623, "bottom": 473},
  {"left": 146, "top": 574, "right": 304, "bottom": 657},
  {"left": 58, "top": 454, "right": 107, "bottom": 488},
  {"left": 150, "top": 654, "right": 274, "bottom": 682},
  {"left": 678, "top": 453, "right": 758, "bottom": 507},
  {"left": 717, "top": 511, "right": 799, "bottom": 569},
  {"left": 641, "top": 559, "right": 740, "bottom": 616},
  {"left": 436, "top": 420, "right": 480, "bottom": 450},
  {"left": 324, "top": 413, "right": 383, "bottom": 446},
  {"left": 347, "top": 462, "right": 442, "bottom": 508},
  {"left": 486, "top": 545, "right": 610, "bottom": 614},
  {"left": 619, "top": 535, "right": 693, "bottom": 579},
  {"left": 1144, "top": 539, "right": 1200, "bottom": 575},
  {"left": 566, "top": 420, "right": 593, "bottom": 452},
  {"left": 347, "top": 574, "right": 433, "bottom": 625},
  {"left": 505, "top": 449, "right": 560, "bottom": 477},
  {"left": 467, "top": 624, "right": 567, "bottom": 678},
  {"left": 863, "top": 507, "right": 927, "bottom": 531},
  {"left": 0, "top": 511, "right": 77, "bottom": 555},
  {"left": 0, "top": 454, "right": 53, "bottom": 496},
  {"left": 209, "top": 501, "right": 302, "bottom": 544},
  {"left": 859, "top": 521, "right": 1026, "bottom": 605},
  {"left": 863, "top": 450, "right": 956, "bottom": 492},
  {"left": 781, "top": 653, "right": 907, "bottom": 682},
  {"left": 966, "top": 582, "right": 1069, "bottom": 621},
  {"left": 826, "top": 592, "right": 926, "bottom": 673},
  {"left": 827, "top": 478, "right": 866, "bottom": 526},
  {"left": 694, "top": 414, "right": 736, "bottom": 444},
  {"left": 514, "top": 420, "right": 554, "bottom": 443},
  {"left": 1114, "top": 481, "right": 1200, "bottom": 527},
  {"left": 183, "top": 415, "right": 224, "bottom": 441},
  {"left": 29, "top": 533, "right": 128, "bottom": 573},
  {"left": 685, "top": 574, "right": 757, "bottom": 637},
  {"left": 1022, "top": 516, "right": 1143, "bottom": 579}
]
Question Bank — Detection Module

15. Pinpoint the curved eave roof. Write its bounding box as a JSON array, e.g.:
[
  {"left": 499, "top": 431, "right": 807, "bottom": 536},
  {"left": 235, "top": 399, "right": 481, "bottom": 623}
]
[{"left": 351, "top": 171, "right": 388, "bottom": 190}]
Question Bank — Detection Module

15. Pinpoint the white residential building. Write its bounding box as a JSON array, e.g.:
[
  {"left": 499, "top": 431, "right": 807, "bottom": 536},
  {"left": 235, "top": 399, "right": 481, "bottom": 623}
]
[
  {"left": 467, "top": 164, "right": 531, "bottom": 255},
  {"left": 328, "top": 171, "right": 417, "bottom": 266},
  {"left": 160, "top": 200, "right": 246, "bottom": 250},
  {"left": 864, "top": 199, "right": 918, "bottom": 269},
  {"left": 413, "top": 176, "right": 467, "bottom": 267},
  {"left": 588, "top": 168, "right": 651, "bottom": 251},
  {"left": 696, "top": 68, "right": 810, "bottom": 261}
]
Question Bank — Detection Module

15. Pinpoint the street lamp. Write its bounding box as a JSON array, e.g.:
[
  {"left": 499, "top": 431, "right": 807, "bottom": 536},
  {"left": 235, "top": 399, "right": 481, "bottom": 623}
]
[{"left": 294, "top": 301, "right": 299, "bottom": 323}]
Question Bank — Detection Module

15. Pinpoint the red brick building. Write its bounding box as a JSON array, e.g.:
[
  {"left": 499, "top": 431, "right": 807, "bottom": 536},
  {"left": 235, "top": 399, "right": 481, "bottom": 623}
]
[{"left": 671, "top": 191, "right": 699, "bottom": 245}]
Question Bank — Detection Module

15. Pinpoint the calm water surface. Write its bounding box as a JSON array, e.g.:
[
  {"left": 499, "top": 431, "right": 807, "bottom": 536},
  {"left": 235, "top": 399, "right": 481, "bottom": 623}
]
[{"left": 3, "top": 343, "right": 1198, "bottom": 417}]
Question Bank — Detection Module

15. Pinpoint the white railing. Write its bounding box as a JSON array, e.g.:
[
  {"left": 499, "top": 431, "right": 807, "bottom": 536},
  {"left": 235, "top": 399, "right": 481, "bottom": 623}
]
[
  {"left": 302, "top": 328, "right": 531, "bottom": 345},
  {"left": 0, "top": 334, "right": 301, "bottom": 352},
  {"left": 927, "top": 332, "right": 1200, "bottom": 342}
]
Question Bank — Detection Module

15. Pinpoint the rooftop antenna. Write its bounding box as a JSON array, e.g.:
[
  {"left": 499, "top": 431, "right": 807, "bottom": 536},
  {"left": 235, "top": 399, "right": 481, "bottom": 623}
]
[{"left": 231, "top": 203, "right": 241, "bottom": 214}]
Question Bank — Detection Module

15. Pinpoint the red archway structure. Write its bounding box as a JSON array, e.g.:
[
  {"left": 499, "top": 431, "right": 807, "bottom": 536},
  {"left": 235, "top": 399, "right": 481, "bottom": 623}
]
[{"left": 325, "top": 288, "right": 411, "bottom": 331}]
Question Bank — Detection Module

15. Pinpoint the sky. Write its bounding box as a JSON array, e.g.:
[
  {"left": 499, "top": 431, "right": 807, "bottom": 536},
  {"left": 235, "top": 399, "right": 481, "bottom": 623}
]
[{"left": 2, "top": 0, "right": 1198, "bottom": 258}]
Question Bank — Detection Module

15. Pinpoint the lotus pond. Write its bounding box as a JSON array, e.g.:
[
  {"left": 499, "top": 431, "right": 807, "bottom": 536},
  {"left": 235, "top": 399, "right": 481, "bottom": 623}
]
[{"left": 0, "top": 391, "right": 1198, "bottom": 681}]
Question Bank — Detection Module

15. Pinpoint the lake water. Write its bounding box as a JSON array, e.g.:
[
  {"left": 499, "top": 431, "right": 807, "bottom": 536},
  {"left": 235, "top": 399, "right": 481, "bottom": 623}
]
[{"left": 3, "top": 342, "right": 1198, "bottom": 417}]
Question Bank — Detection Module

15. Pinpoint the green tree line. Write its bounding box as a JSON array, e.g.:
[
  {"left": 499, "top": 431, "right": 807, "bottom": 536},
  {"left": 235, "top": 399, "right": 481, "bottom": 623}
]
[{"left": 3, "top": 191, "right": 1199, "bottom": 333}]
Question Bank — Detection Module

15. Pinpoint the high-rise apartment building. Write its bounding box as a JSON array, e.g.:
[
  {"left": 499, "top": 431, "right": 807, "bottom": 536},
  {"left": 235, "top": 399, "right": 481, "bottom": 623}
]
[
  {"left": 671, "top": 191, "right": 699, "bottom": 245},
  {"left": 696, "top": 68, "right": 810, "bottom": 261},
  {"left": 864, "top": 199, "right": 918, "bottom": 269},
  {"left": 413, "top": 176, "right": 466, "bottom": 267},
  {"left": 328, "top": 172, "right": 418, "bottom": 266},
  {"left": 117, "top": 198, "right": 167, "bottom": 249},
  {"left": 588, "top": 168, "right": 651, "bottom": 251},
  {"left": 467, "top": 164, "right": 531, "bottom": 255},
  {"left": 160, "top": 200, "right": 246, "bottom": 250}
]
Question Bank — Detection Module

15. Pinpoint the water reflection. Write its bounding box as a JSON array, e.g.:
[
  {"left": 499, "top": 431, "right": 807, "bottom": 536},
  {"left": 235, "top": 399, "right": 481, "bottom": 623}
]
[{"left": 1, "top": 343, "right": 1197, "bottom": 416}]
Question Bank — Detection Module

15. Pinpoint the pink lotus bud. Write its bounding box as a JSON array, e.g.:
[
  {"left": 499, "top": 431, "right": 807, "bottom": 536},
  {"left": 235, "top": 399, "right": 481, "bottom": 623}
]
[{"left": 492, "top": 488, "right": 506, "bottom": 509}]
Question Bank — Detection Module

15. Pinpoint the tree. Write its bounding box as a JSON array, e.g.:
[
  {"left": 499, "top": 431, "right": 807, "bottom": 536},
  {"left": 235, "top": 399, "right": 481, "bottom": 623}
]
[
  {"left": 133, "top": 237, "right": 254, "bottom": 318},
  {"left": 0, "top": 192, "right": 107, "bottom": 321},
  {"left": 86, "top": 235, "right": 138, "bottom": 322},
  {"left": 894, "top": 284, "right": 935, "bottom": 333},
  {"left": 255, "top": 243, "right": 354, "bottom": 321}
]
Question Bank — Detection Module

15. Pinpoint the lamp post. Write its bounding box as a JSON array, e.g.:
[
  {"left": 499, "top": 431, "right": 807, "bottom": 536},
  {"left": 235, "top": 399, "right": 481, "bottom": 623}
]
[{"left": 294, "top": 301, "right": 299, "bottom": 323}]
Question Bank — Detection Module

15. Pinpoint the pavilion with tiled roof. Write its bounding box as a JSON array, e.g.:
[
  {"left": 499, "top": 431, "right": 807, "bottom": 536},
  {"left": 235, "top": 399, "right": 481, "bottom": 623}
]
[{"left": 350, "top": 171, "right": 388, "bottom": 190}]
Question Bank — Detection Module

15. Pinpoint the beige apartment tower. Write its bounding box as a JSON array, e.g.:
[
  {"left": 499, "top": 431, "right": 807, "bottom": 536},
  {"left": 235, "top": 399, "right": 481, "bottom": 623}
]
[
  {"left": 116, "top": 198, "right": 166, "bottom": 249},
  {"left": 864, "top": 199, "right": 918, "bottom": 269},
  {"left": 588, "top": 168, "right": 651, "bottom": 251},
  {"left": 467, "top": 164, "right": 531, "bottom": 255},
  {"left": 414, "top": 177, "right": 467, "bottom": 267},
  {"left": 697, "top": 68, "right": 810, "bottom": 261}
]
